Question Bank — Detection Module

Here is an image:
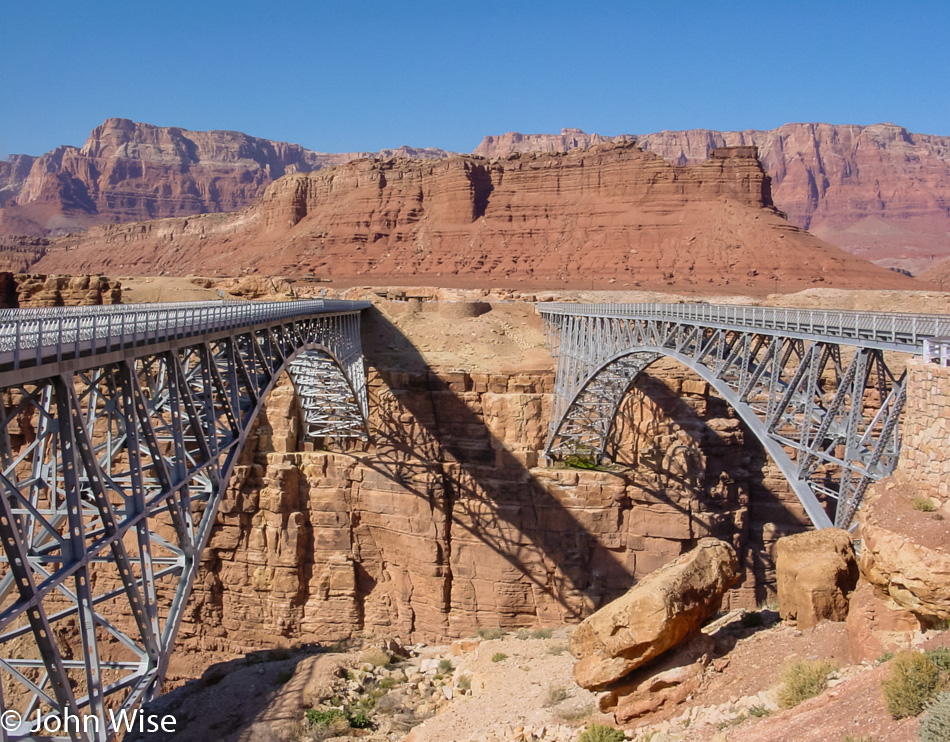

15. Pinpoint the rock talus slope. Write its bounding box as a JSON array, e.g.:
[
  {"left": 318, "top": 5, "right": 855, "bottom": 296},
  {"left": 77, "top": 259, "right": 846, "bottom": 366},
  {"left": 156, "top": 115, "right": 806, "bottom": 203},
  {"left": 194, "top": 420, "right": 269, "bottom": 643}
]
[{"left": 32, "top": 142, "right": 918, "bottom": 293}]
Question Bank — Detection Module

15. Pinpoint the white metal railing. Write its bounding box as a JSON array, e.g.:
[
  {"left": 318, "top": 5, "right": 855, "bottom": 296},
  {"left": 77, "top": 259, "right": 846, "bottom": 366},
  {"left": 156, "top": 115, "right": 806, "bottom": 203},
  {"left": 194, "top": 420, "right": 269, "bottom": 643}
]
[
  {"left": 0, "top": 299, "right": 371, "bottom": 372},
  {"left": 924, "top": 337, "right": 950, "bottom": 366},
  {"left": 538, "top": 302, "right": 950, "bottom": 351}
]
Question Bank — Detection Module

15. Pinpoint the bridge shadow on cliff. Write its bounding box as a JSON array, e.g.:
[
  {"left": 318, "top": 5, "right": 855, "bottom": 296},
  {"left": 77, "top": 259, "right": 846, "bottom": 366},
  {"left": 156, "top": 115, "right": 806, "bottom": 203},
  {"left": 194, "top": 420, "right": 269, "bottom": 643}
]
[{"left": 358, "top": 307, "right": 636, "bottom": 624}]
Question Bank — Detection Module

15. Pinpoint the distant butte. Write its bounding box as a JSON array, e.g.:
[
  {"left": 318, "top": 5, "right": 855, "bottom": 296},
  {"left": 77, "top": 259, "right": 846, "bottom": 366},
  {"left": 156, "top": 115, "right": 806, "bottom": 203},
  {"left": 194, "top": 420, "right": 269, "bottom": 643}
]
[{"left": 29, "top": 142, "right": 919, "bottom": 294}]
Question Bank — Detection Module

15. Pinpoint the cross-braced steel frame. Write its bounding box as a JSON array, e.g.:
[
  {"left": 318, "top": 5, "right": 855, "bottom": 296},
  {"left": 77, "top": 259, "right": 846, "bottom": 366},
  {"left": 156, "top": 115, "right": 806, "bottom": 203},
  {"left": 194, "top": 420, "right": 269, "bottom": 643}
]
[
  {"left": 540, "top": 302, "right": 950, "bottom": 531},
  {"left": 0, "top": 299, "right": 370, "bottom": 741}
]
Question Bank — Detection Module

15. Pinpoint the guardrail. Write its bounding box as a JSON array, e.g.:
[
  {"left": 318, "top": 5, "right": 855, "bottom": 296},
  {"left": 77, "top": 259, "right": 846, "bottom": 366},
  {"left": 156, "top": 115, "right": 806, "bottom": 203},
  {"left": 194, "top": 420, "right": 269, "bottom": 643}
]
[
  {"left": 924, "top": 337, "right": 950, "bottom": 366},
  {"left": 538, "top": 302, "right": 950, "bottom": 350},
  {"left": 0, "top": 299, "right": 371, "bottom": 372}
]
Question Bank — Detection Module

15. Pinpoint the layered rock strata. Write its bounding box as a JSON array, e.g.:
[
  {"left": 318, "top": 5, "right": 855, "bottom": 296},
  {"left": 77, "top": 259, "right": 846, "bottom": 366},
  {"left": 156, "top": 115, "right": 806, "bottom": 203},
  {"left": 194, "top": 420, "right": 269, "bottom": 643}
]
[
  {"left": 30, "top": 143, "right": 917, "bottom": 294},
  {"left": 0, "top": 118, "right": 451, "bottom": 236},
  {"left": 477, "top": 124, "right": 950, "bottom": 274}
]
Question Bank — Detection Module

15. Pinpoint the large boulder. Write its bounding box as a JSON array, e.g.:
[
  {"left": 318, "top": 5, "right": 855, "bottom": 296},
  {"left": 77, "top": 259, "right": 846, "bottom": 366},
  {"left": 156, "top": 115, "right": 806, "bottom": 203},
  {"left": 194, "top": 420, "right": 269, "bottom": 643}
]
[
  {"left": 569, "top": 538, "right": 739, "bottom": 690},
  {"left": 775, "top": 528, "right": 859, "bottom": 628}
]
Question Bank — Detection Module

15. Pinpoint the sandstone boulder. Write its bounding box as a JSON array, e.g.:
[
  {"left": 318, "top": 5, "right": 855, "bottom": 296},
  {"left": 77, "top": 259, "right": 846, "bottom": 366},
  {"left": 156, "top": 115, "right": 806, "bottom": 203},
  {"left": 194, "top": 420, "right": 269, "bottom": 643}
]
[
  {"left": 775, "top": 528, "right": 859, "bottom": 628},
  {"left": 598, "top": 634, "right": 714, "bottom": 722},
  {"left": 569, "top": 538, "right": 739, "bottom": 690},
  {"left": 846, "top": 580, "right": 919, "bottom": 662}
]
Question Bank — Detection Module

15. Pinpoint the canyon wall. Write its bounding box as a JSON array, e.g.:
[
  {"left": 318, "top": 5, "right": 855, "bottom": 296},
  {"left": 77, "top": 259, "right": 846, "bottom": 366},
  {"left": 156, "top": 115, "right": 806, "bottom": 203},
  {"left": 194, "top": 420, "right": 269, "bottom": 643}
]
[
  {"left": 0, "top": 118, "right": 451, "bottom": 237},
  {"left": 476, "top": 124, "right": 950, "bottom": 275},
  {"left": 29, "top": 143, "right": 918, "bottom": 294},
  {"left": 4, "top": 120, "right": 948, "bottom": 274},
  {"left": 177, "top": 302, "right": 810, "bottom": 654}
]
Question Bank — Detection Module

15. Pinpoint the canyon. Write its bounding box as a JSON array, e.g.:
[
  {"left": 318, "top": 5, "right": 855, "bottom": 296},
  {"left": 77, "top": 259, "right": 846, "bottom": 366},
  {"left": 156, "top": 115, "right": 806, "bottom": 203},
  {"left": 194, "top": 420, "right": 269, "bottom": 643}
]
[
  {"left": 19, "top": 142, "right": 919, "bottom": 294},
  {"left": 2, "top": 272, "right": 950, "bottom": 742},
  {"left": 3, "top": 119, "right": 949, "bottom": 275}
]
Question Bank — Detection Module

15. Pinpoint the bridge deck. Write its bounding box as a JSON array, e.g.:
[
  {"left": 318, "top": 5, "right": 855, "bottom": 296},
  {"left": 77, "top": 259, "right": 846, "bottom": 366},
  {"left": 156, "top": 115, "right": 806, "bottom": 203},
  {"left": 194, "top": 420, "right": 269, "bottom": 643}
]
[
  {"left": 539, "top": 302, "right": 950, "bottom": 353},
  {"left": 0, "top": 299, "right": 371, "bottom": 386}
]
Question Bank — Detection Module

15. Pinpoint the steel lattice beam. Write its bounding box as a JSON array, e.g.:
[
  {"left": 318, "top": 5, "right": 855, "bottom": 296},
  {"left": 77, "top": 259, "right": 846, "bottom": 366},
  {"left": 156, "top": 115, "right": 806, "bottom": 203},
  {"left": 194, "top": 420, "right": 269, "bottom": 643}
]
[
  {"left": 539, "top": 302, "right": 950, "bottom": 532},
  {"left": 0, "top": 300, "right": 369, "bottom": 741}
]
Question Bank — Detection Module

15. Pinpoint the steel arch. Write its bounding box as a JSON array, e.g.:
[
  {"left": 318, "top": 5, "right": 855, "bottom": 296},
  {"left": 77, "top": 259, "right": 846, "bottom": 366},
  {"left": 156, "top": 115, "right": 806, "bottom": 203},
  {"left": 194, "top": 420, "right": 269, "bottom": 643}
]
[
  {"left": 539, "top": 303, "right": 947, "bottom": 532},
  {"left": 0, "top": 300, "right": 370, "bottom": 741}
]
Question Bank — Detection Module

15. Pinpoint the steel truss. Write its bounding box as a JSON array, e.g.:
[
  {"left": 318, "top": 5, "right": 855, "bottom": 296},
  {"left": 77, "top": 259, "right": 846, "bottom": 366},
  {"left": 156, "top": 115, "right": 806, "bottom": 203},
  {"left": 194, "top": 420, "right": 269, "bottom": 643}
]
[
  {"left": 0, "top": 300, "right": 369, "bottom": 741},
  {"left": 540, "top": 303, "right": 950, "bottom": 531}
]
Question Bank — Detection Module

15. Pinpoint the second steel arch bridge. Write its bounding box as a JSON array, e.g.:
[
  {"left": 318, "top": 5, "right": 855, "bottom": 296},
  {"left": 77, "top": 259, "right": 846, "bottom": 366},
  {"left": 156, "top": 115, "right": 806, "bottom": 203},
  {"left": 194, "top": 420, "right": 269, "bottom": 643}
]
[{"left": 539, "top": 302, "right": 950, "bottom": 532}]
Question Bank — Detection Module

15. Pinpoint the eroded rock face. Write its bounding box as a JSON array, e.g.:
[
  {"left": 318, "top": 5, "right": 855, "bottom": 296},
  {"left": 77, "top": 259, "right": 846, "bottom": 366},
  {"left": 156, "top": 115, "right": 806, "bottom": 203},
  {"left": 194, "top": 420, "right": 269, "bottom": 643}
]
[
  {"left": 568, "top": 539, "right": 739, "bottom": 691},
  {"left": 845, "top": 581, "right": 920, "bottom": 663},
  {"left": 0, "top": 118, "right": 451, "bottom": 237},
  {"left": 476, "top": 124, "right": 950, "bottom": 274},
  {"left": 775, "top": 528, "right": 859, "bottom": 628},
  {"left": 29, "top": 142, "right": 917, "bottom": 294},
  {"left": 12, "top": 273, "right": 121, "bottom": 307},
  {"left": 178, "top": 353, "right": 804, "bottom": 655},
  {"left": 859, "top": 359, "right": 950, "bottom": 623}
]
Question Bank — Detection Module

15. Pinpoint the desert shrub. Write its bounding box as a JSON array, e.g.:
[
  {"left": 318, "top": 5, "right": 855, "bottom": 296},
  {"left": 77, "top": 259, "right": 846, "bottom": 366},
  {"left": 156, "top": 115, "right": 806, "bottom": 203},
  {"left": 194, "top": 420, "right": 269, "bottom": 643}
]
[
  {"left": 564, "top": 453, "right": 599, "bottom": 470},
  {"left": 778, "top": 659, "right": 836, "bottom": 708},
  {"left": 306, "top": 708, "right": 347, "bottom": 727},
  {"left": 920, "top": 690, "right": 950, "bottom": 741},
  {"left": 491, "top": 652, "right": 508, "bottom": 663},
  {"left": 477, "top": 627, "right": 507, "bottom": 640},
  {"left": 842, "top": 736, "right": 878, "bottom": 742},
  {"left": 456, "top": 675, "right": 471, "bottom": 691},
  {"left": 348, "top": 711, "right": 372, "bottom": 729},
  {"left": 275, "top": 669, "right": 294, "bottom": 685},
  {"left": 531, "top": 628, "right": 554, "bottom": 639},
  {"left": 882, "top": 651, "right": 943, "bottom": 718},
  {"left": 877, "top": 652, "right": 895, "bottom": 664},
  {"left": 748, "top": 704, "right": 770, "bottom": 717},
  {"left": 543, "top": 685, "right": 569, "bottom": 707},
  {"left": 913, "top": 497, "right": 937, "bottom": 512},
  {"left": 547, "top": 643, "right": 567, "bottom": 656},
  {"left": 926, "top": 647, "right": 950, "bottom": 673},
  {"left": 438, "top": 659, "right": 453, "bottom": 673},
  {"left": 577, "top": 723, "right": 625, "bottom": 742},
  {"left": 360, "top": 648, "right": 391, "bottom": 667}
]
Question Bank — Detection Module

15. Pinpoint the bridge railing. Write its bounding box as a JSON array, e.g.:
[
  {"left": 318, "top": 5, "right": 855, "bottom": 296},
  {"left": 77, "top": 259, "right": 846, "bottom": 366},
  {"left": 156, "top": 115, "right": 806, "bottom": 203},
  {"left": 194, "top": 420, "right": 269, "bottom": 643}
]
[
  {"left": 538, "top": 302, "right": 950, "bottom": 349},
  {"left": 0, "top": 299, "right": 370, "bottom": 371},
  {"left": 924, "top": 337, "right": 950, "bottom": 366}
]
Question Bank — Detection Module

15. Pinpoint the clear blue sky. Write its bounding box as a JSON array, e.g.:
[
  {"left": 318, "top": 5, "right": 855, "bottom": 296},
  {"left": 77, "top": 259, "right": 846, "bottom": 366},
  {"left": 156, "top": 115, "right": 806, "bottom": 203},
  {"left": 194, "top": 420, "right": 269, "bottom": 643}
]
[{"left": 2, "top": 0, "right": 947, "bottom": 158}]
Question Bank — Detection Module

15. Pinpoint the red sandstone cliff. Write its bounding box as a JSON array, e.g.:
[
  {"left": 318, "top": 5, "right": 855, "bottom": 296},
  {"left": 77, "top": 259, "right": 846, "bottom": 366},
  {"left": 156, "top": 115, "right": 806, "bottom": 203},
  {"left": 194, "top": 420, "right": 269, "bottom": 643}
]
[
  {"left": 476, "top": 124, "right": 950, "bottom": 275},
  {"left": 29, "top": 142, "right": 918, "bottom": 293},
  {"left": 0, "top": 118, "right": 451, "bottom": 237},
  {"left": 5, "top": 121, "right": 949, "bottom": 275}
]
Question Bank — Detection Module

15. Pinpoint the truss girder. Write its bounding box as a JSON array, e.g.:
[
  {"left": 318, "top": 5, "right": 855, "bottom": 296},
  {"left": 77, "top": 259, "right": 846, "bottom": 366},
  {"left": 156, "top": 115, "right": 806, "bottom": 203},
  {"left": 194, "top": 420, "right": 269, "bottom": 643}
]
[
  {"left": 0, "top": 301, "right": 369, "bottom": 741},
  {"left": 539, "top": 306, "right": 931, "bottom": 532}
]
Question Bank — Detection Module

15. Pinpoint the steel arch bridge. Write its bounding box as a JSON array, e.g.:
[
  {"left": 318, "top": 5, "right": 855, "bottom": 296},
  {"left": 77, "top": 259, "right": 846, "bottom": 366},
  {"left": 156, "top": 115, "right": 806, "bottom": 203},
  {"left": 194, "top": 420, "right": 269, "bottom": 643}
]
[
  {"left": 539, "top": 302, "right": 950, "bottom": 532},
  {"left": 0, "top": 299, "right": 370, "bottom": 741}
]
